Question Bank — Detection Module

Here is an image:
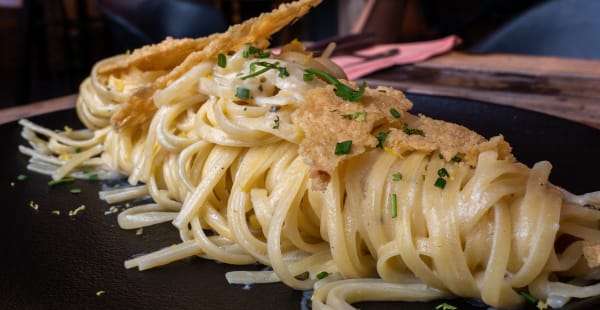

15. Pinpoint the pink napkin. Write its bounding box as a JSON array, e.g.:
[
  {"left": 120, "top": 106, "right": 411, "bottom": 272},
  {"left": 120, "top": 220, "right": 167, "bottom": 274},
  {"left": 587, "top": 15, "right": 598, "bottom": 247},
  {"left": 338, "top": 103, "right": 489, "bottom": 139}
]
[{"left": 332, "top": 35, "right": 461, "bottom": 80}]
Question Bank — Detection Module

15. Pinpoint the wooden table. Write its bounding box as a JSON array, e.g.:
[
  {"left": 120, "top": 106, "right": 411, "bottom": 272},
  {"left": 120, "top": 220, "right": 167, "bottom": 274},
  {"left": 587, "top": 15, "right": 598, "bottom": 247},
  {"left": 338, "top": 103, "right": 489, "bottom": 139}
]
[
  {"left": 365, "top": 52, "right": 600, "bottom": 129},
  {"left": 1, "top": 52, "right": 600, "bottom": 129}
]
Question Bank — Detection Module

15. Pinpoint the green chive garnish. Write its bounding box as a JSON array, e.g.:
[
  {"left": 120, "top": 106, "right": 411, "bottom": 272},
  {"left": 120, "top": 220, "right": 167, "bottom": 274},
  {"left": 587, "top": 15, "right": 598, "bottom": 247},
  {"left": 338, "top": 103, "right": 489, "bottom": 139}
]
[
  {"left": 389, "top": 108, "right": 401, "bottom": 118},
  {"left": 88, "top": 174, "right": 99, "bottom": 181},
  {"left": 82, "top": 165, "right": 90, "bottom": 173},
  {"left": 235, "top": 87, "right": 250, "bottom": 100},
  {"left": 243, "top": 45, "right": 271, "bottom": 59},
  {"left": 303, "top": 73, "right": 314, "bottom": 82},
  {"left": 392, "top": 172, "right": 403, "bottom": 181},
  {"left": 390, "top": 193, "right": 398, "bottom": 218},
  {"left": 48, "top": 177, "right": 75, "bottom": 186},
  {"left": 434, "top": 177, "right": 446, "bottom": 189},
  {"left": 316, "top": 271, "right": 329, "bottom": 279},
  {"left": 70, "top": 188, "right": 82, "bottom": 194},
  {"left": 451, "top": 156, "right": 462, "bottom": 163},
  {"left": 17, "top": 174, "right": 27, "bottom": 181},
  {"left": 435, "top": 303, "right": 457, "bottom": 310},
  {"left": 241, "top": 63, "right": 272, "bottom": 80},
  {"left": 402, "top": 123, "right": 425, "bottom": 136},
  {"left": 518, "top": 290, "right": 538, "bottom": 304},
  {"left": 217, "top": 53, "right": 227, "bottom": 68},
  {"left": 437, "top": 168, "right": 449, "bottom": 178},
  {"left": 334, "top": 140, "right": 352, "bottom": 155},
  {"left": 304, "top": 68, "right": 366, "bottom": 102},
  {"left": 277, "top": 66, "right": 289, "bottom": 78},
  {"left": 341, "top": 111, "right": 366, "bottom": 121},
  {"left": 376, "top": 131, "right": 390, "bottom": 148},
  {"left": 240, "top": 61, "right": 287, "bottom": 80}
]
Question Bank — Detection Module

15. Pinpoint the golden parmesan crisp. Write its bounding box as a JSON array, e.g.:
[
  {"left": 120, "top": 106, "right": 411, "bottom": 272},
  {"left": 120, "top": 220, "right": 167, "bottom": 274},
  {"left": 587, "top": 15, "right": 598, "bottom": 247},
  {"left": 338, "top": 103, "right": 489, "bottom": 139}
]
[
  {"left": 109, "top": 0, "right": 322, "bottom": 129},
  {"left": 293, "top": 84, "right": 412, "bottom": 189},
  {"left": 385, "top": 114, "right": 513, "bottom": 166},
  {"left": 97, "top": 37, "right": 212, "bottom": 76}
]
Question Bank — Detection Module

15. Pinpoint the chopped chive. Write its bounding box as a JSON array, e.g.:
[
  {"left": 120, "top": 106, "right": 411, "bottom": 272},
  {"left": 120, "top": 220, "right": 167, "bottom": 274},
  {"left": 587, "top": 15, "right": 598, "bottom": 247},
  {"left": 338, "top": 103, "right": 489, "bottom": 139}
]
[
  {"left": 376, "top": 131, "right": 390, "bottom": 148},
  {"left": 389, "top": 108, "right": 401, "bottom": 118},
  {"left": 240, "top": 61, "right": 286, "bottom": 80},
  {"left": 316, "top": 271, "right": 329, "bottom": 279},
  {"left": 48, "top": 177, "right": 75, "bottom": 186},
  {"left": 435, "top": 303, "right": 457, "bottom": 310},
  {"left": 88, "top": 174, "right": 99, "bottom": 181},
  {"left": 258, "top": 84, "right": 263, "bottom": 92},
  {"left": 434, "top": 177, "right": 446, "bottom": 189},
  {"left": 256, "top": 50, "right": 271, "bottom": 58},
  {"left": 304, "top": 68, "right": 366, "bottom": 102},
  {"left": 390, "top": 193, "right": 398, "bottom": 218},
  {"left": 341, "top": 111, "right": 366, "bottom": 121},
  {"left": 277, "top": 66, "right": 289, "bottom": 78},
  {"left": 70, "top": 188, "right": 82, "bottom": 194},
  {"left": 217, "top": 53, "right": 227, "bottom": 68},
  {"left": 247, "top": 46, "right": 259, "bottom": 54},
  {"left": 75, "top": 147, "right": 82, "bottom": 153},
  {"left": 518, "top": 290, "right": 538, "bottom": 304},
  {"left": 451, "top": 156, "right": 462, "bottom": 163},
  {"left": 241, "top": 65, "right": 271, "bottom": 80},
  {"left": 437, "top": 168, "right": 449, "bottom": 178},
  {"left": 392, "top": 172, "right": 403, "bottom": 181},
  {"left": 17, "top": 174, "right": 27, "bottom": 181},
  {"left": 303, "top": 73, "right": 314, "bottom": 82},
  {"left": 249, "top": 62, "right": 257, "bottom": 72},
  {"left": 82, "top": 165, "right": 90, "bottom": 173},
  {"left": 235, "top": 87, "right": 250, "bottom": 100},
  {"left": 378, "top": 89, "right": 386, "bottom": 93},
  {"left": 334, "top": 140, "right": 352, "bottom": 155},
  {"left": 243, "top": 45, "right": 270, "bottom": 59},
  {"left": 402, "top": 123, "right": 425, "bottom": 136}
]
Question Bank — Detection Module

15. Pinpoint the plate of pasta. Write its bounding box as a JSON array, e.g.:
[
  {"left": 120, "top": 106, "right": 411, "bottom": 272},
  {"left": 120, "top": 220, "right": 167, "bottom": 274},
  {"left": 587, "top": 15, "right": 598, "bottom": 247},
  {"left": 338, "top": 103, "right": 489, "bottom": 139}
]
[{"left": 2, "top": 0, "right": 600, "bottom": 309}]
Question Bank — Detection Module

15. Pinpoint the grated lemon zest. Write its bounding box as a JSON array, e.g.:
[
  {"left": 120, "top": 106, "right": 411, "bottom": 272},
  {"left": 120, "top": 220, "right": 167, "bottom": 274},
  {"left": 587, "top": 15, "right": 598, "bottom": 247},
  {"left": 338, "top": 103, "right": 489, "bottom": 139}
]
[
  {"left": 109, "top": 76, "right": 125, "bottom": 91},
  {"left": 384, "top": 147, "right": 403, "bottom": 158}
]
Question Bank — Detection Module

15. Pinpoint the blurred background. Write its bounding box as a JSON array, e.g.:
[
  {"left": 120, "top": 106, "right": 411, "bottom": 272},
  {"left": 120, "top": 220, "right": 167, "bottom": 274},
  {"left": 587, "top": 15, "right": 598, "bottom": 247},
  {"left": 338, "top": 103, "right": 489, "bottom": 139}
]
[{"left": 0, "top": 0, "right": 547, "bottom": 108}]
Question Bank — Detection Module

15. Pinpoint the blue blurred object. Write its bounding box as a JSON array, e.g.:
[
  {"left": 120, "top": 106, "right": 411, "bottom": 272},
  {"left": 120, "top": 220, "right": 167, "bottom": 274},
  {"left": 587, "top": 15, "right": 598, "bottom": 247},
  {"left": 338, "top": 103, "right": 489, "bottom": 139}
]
[
  {"left": 471, "top": 0, "right": 600, "bottom": 59},
  {"left": 95, "top": 0, "right": 227, "bottom": 52}
]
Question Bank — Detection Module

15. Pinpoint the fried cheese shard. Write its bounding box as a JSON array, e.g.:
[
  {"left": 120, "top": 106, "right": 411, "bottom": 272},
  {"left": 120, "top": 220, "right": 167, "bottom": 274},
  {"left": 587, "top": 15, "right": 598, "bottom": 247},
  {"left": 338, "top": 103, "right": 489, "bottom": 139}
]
[
  {"left": 292, "top": 83, "right": 513, "bottom": 189},
  {"left": 106, "top": 0, "right": 322, "bottom": 130},
  {"left": 293, "top": 85, "right": 413, "bottom": 189}
]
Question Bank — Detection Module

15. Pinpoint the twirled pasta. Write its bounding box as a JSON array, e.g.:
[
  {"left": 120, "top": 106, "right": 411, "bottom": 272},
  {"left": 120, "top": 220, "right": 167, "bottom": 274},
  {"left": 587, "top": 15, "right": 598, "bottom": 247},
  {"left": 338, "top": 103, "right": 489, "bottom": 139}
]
[{"left": 18, "top": 1, "right": 600, "bottom": 309}]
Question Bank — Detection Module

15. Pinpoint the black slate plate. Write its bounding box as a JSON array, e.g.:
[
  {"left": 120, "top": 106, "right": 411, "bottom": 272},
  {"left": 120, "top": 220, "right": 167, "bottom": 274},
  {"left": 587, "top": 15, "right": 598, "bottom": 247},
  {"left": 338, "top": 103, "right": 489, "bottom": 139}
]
[{"left": 1, "top": 93, "right": 599, "bottom": 310}]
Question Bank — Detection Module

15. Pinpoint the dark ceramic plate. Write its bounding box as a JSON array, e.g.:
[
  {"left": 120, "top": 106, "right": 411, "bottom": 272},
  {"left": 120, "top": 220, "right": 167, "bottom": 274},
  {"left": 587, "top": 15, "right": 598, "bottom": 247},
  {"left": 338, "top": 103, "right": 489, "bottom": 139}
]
[{"left": 1, "top": 94, "right": 599, "bottom": 310}]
